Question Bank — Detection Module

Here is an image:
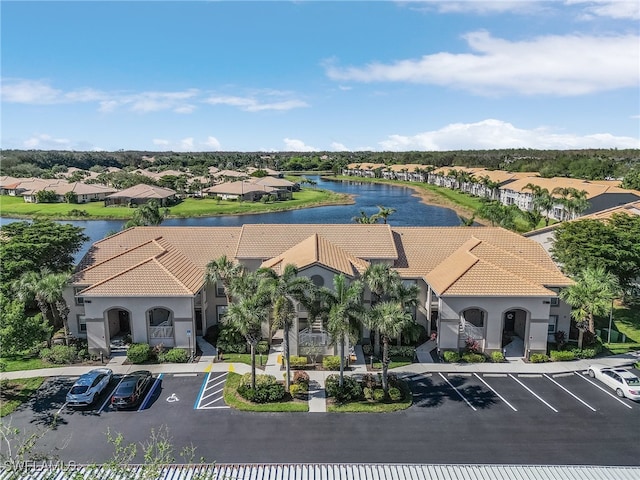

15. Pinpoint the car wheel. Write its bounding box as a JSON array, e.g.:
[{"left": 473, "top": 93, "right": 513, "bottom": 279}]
[
  {"left": 616, "top": 388, "right": 625, "bottom": 398},
  {"left": 588, "top": 369, "right": 595, "bottom": 378}
]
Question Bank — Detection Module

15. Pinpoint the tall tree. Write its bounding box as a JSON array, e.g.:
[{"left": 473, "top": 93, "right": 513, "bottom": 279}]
[
  {"left": 560, "top": 266, "right": 620, "bottom": 347},
  {"left": 364, "top": 301, "right": 412, "bottom": 393},
  {"left": 0, "top": 220, "right": 87, "bottom": 292},
  {"left": 225, "top": 272, "right": 270, "bottom": 390},
  {"left": 260, "top": 264, "right": 316, "bottom": 390},
  {"left": 324, "top": 275, "right": 364, "bottom": 387},
  {"left": 363, "top": 264, "right": 400, "bottom": 355},
  {"left": 0, "top": 294, "right": 52, "bottom": 354},
  {"left": 205, "top": 255, "right": 246, "bottom": 305}
]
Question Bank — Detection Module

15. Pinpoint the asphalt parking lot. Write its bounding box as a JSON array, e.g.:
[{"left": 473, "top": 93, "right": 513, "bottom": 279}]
[{"left": 5, "top": 368, "right": 640, "bottom": 466}]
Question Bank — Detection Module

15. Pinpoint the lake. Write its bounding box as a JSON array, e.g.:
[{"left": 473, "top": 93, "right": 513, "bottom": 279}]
[{"left": 1, "top": 176, "right": 462, "bottom": 260}]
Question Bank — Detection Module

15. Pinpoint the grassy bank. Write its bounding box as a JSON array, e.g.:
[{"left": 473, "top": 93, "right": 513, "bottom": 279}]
[
  {"left": 0, "top": 188, "right": 353, "bottom": 221},
  {"left": 0, "top": 377, "right": 45, "bottom": 417}
]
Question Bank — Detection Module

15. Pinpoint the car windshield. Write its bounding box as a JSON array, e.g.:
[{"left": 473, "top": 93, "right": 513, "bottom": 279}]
[
  {"left": 70, "top": 385, "right": 89, "bottom": 395},
  {"left": 625, "top": 377, "right": 640, "bottom": 386},
  {"left": 117, "top": 383, "right": 135, "bottom": 395}
]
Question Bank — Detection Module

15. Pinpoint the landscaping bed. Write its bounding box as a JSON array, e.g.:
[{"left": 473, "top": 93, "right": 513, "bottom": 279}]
[
  {"left": 222, "top": 372, "right": 308, "bottom": 412},
  {"left": 0, "top": 377, "right": 45, "bottom": 417}
]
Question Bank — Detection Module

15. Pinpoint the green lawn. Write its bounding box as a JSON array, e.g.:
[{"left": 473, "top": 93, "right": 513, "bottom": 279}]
[
  {"left": 0, "top": 354, "right": 49, "bottom": 372},
  {"left": 595, "top": 304, "right": 640, "bottom": 354},
  {"left": 0, "top": 377, "right": 45, "bottom": 417},
  {"left": 0, "top": 188, "right": 351, "bottom": 220},
  {"left": 371, "top": 356, "right": 414, "bottom": 370},
  {"left": 222, "top": 372, "right": 308, "bottom": 412},
  {"left": 220, "top": 353, "right": 267, "bottom": 368}
]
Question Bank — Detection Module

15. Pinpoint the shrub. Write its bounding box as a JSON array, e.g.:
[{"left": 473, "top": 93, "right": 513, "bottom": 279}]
[
  {"left": 571, "top": 348, "right": 597, "bottom": 359},
  {"left": 126, "top": 343, "right": 150, "bottom": 364},
  {"left": 550, "top": 350, "right": 576, "bottom": 362},
  {"left": 554, "top": 331, "right": 567, "bottom": 350},
  {"left": 239, "top": 373, "right": 276, "bottom": 388},
  {"left": 39, "top": 345, "right": 78, "bottom": 364},
  {"left": 388, "top": 346, "right": 415, "bottom": 358},
  {"left": 289, "top": 383, "right": 307, "bottom": 398},
  {"left": 443, "top": 351, "right": 461, "bottom": 363},
  {"left": 216, "top": 342, "right": 247, "bottom": 354},
  {"left": 256, "top": 340, "right": 269, "bottom": 355},
  {"left": 465, "top": 337, "right": 481, "bottom": 353},
  {"left": 362, "top": 344, "right": 373, "bottom": 355},
  {"left": 238, "top": 383, "right": 286, "bottom": 403},
  {"left": 293, "top": 370, "right": 310, "bottom": 386},
  {"left": 325, "top": 374, "right": 362, "bottom": 402},
  {"left": 152, "top": 343, "right": 166, "bottom": 362},
  {"left": 462, "top": 352, "right": 486, "bottom": 363},
  {"left": 361, "top": 373, "right": 380, "bottom": 389},
  {"left": 289, "top": 355, "right": 308, "bottom": 368},
  {"left": 491, "top": 351, "right": 505, "bottom": 363},
  {"left": 164, "top": 348, "right": 189, "bottom": 363},
  {"left": 322, "top": 356, "right": 341, "bottom": 371},
  {"left": 373, "top": 388, "right": 385, "bottom": 402},
  {"left": 388, "top": 387, "right": 403, "bottom": 402},
  {"left": 530, "top": 353, "right": 549, "bottom": 363}
]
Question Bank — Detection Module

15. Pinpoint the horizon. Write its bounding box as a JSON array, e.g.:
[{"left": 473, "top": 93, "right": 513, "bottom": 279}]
[{"left": 2, "top": 1, "right": 639, "bottom": 153}]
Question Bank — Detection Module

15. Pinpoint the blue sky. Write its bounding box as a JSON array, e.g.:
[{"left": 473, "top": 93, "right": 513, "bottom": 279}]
[{"left": 2, "top": 1, "right": 639, "bottom": 152}]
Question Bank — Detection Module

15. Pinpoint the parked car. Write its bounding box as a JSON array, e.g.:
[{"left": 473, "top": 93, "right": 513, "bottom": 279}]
[
  {"left": 111, "top": 370, "right": 153, "bottom": 409},
  {"left": 66, "top": 368, "right": 113, "bottom": 407},
  {"left": 587, "top": 364, "right": 640, "bottom": 401}
]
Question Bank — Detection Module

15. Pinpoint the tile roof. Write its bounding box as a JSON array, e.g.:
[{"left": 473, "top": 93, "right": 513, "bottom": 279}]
[
  {"left": 106, "top": 184, "right": 176, "bottom": 199},
  {"left": 235, "top": 224, "right": 398, "bottom": 260},
  {"left": 261, "top": 233, "right": 370, "bottom": 277},
  {"left": 72, "top": 225, "right": 569, "bottom": 299}
]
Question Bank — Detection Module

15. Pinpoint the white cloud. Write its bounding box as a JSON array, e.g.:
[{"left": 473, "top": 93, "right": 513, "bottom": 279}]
[
  {"left": 566, "top": 0, "right": 640, "bottom": 20},
  {"left": 153, "top": 138, "right": 170, "bottom": 147},
  {"left": 325, "top": 31, "right": 639, "bottom": 96},
  {"left": 23, "top": 134, "right": 72, "bottom": 149},
  {"left": 330, "top": 142, "right": 350, "bottom": 151},
  {"left": 178, "top": 137, "right": 195, "bottom": 151},
  {"left": 205, "top": 94, "right": 308, "bottom": 112},
  {"left": 203, "top": 136, "right": 222, "bottom": 150},
  {"left": 283, "top": 138, "right": 319, "bottom": 152},
  {"left": 378, "top": 119, "right": 640, "bottom": 150},
  {"left": 421, "top": 1, "right": 544, "bottom": 15}
]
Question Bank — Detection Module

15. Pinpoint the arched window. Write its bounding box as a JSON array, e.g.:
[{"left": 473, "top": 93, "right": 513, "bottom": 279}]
[
  {"left": 463, "top": 308, "right": 485, "bottom": 328},
  {"left": 310, "top": 275, "right": 324, "bottom": 287},
  {"left": 148, "top": 307, "right": 172, "bottom": 327}
]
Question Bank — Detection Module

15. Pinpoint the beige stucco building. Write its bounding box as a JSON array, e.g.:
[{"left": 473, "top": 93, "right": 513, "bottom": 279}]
[{"left": 65, "top": 224, "right": 572, "bottom": 359}]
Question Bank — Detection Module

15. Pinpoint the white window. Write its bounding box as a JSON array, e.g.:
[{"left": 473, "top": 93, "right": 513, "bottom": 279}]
[
  {"left": 548, "top": 315, "right": 558, "bottom": 334},
  {"left": 549, "top": 287, "right": 560, "bottom": 306},
  {"left": 77, "top": 315, "right": 87, "bottom": 333},
  {"left": 74, "top": 287, "right": 85, "bottom": 306},
  {"left": 217, "top": 305, "right": 228, "bottom": 322},
  {"left": 216, "top": 283, "right": 225, "bottom": 297}
]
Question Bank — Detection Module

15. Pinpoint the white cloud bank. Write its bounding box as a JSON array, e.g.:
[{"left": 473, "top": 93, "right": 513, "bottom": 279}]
[
  {"left": 283, "top": 138, "right": 319, "bottom": 152},
  {"left": 378, "top": 119, "right": 640, "bottom": 151},
  {"left": 325, "top": 31, "right": 639, "bottom": 96}
]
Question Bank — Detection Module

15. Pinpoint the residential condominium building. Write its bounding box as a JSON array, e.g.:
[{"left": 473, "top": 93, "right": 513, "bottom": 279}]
[{"left": 65, "top": 224, "right": 572, "bottom": 359}]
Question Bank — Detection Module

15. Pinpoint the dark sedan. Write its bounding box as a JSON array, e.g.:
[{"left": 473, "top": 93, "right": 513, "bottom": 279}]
[{"left": 110, "top": 370, "right": 153, "bottom": 409}]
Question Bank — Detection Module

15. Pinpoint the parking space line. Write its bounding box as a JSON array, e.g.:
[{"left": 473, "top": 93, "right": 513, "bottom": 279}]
[
  {"left": 508, "top": 374, "right": 558, "bottom": 413},
  {"left": 543, "top": 374, "right": 596, "bottom": 412},
  {"left": 99, "top": 376, "right": 125, "bottom": 413},
  {"left": 195, "top": 372, "right": 228, "bottom": 409},
  {"left": 473, "top": 373, "right": 517, "bottom": 412},
  {"left": 56, "top": 403, "right": 67, "bottom": 416},
  {"left": 438, "top": 372, "right": 477, "bottom": 411},
  {"left": 138, "top": 373, "right": 163, "bottom": 411},
  {"left": 574, "top": 372, "right": 633, "bottom": 409},
  {"left": 194, "top": 372, "right": 211, "bottom": 409}
]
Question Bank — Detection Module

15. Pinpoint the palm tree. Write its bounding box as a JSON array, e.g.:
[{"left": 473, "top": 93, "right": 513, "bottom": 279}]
[
  {"left": 363, "top": 264, "right": 400, "bottom": 355},
  {"left": 375, "top": 205, "right": 396, "bottom": 224},
  {"left": 123, "top": 199, "right": 169, "bottom": 228},
  {"left": 13, "top": 269, "right": 71, "bottom": 345},
  {"left": 324, "top": 274, "right": 364, "bottom": 387},
  {"left": 260, "top": 264, "right": 316, "bottom": 390},
  {"left": 364, "top": 301, "right": 412, "bottom": 393},
  {"left": 352, "top": 210, "right": 379, "bottom": 224},
  {"left": 205, "top": 255, "right": 246, "bottom": 305},
  {"left": 560, "top": 266, "right": 619, "bottom": 348},
  {"left": 224, "top": 272, "right": 270, "bottom": 390}
]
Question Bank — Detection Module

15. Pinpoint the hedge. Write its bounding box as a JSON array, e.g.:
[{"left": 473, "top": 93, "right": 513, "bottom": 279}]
[{"left": 126, "top": 343, "right": 150, "bottom": 364}]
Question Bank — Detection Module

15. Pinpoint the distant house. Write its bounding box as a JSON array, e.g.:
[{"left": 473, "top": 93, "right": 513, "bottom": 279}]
[
  {"left": 249, "top": 176, "right": 297, "bottom": 193},
  {"left": 0, "top": 178, "right": 117, "bottom": 203},
  {"left": 104, "top": 184, "right": 177, "bottom": 206},
  {"left": 202, "top": 180, "right": 284, "bottom": 201}
]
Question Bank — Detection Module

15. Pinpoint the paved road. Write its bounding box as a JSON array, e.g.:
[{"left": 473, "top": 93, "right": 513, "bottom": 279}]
[{"left": 5, "top": 368, "right": 639, "bottom": 466}]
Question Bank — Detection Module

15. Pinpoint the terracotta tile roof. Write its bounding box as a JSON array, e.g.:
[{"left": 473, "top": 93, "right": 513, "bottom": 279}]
[
  {"left": 502, "top": 176, "right": 638, "bottom": 199},
  {"left": 203, "top": 181, "right": 279, "bottom": 195},
  {"left": 261, "top": 233, "right": 370, "bottom": 277},
  {"left": 106, "top": 184, "right": 176, "bottom": 199},
  {"left": 73, "top": 225, "right": 569, "bottom": 299},
  {"left": 235, "top": 224, "right": 398, "bottom": 260}
]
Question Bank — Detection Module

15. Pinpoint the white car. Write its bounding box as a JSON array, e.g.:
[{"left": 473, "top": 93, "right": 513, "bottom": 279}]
[
  {"left": 587, "top": 364, "right": 640, "bottom": 401},
  {"left": 66, "top": 368, "right": 113, "bottom": 407}
]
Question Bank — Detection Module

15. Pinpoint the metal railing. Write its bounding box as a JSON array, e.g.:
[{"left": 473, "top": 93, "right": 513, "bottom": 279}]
[
  {"left": 149, "top": 325, "right": 174, "bottom": 338},
  {"left": 299, "top": 328, "right": 330, "bottom": 346}
]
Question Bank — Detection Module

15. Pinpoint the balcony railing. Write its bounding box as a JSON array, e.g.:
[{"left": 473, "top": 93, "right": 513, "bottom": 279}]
[
  {"left": 299, "top": 328, "right": 330, "bottom": 347},
  {"left": 150, "top": 325, "right": 174, "bottom": 339}
]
